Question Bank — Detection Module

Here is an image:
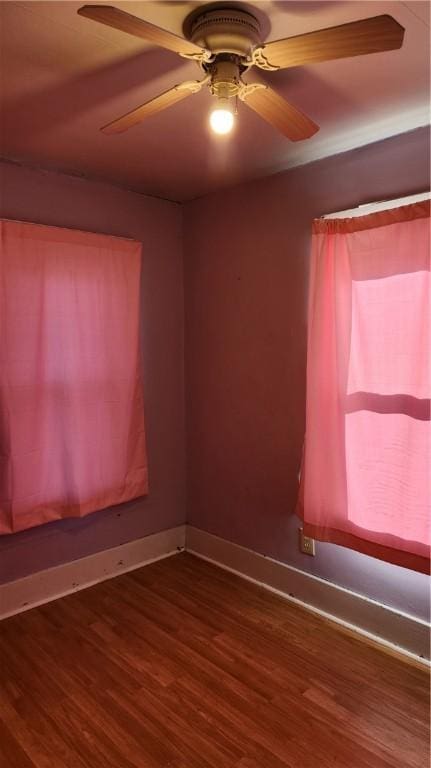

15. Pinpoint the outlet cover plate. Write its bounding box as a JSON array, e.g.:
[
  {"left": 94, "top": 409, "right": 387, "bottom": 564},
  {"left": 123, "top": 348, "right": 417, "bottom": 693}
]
[{"left": 299, "top": 528, "right": 316, "bottom": 556}]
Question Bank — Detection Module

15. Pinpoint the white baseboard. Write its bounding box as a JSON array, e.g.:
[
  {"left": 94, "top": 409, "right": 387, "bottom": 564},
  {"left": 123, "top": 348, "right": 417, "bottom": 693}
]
[
  {"left": 2, "top": 522, "right": 429, "bottom": 665},
  {"left": 0, "top": 525, "right": 186, "bottom": 620},
  {"left": 186, "top": 526, "right": 430, "bottom": 665}
]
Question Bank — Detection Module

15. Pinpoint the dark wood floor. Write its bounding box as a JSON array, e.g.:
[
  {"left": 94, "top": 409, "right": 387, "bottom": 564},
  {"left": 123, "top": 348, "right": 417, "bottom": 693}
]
[{"left": 0, "top": 553, "right": 429, "bottom": 768}]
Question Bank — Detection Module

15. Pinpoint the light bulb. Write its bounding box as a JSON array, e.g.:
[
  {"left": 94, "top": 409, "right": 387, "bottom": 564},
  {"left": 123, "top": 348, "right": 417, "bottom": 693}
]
[{"left": 209, "top": 99, "right": 235, "bottom": 135}]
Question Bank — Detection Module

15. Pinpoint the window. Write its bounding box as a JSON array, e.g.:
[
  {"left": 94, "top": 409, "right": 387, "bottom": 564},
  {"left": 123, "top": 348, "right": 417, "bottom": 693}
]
[
  {"left": 297, "top": 198, "right": 430, "bottom": 573},
  {"left": 0, "top": 220, "right": 148, "bottom": 534}
]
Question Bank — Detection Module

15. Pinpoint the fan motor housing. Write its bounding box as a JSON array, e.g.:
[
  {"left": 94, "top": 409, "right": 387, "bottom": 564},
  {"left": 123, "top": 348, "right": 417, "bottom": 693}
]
[
  {"left": 187, "top": 8, "right": 261, "bottom": 57},
  {"left": 209, "top": 58, "right": 241, "bottom": 97}
]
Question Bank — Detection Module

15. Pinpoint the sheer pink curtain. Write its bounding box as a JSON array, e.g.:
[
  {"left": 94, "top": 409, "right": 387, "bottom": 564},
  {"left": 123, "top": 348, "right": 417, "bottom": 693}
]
[
  {"left": 297, "top": 202, "right": 430, "bottom": 574},
  {"left": 0, "top": 220, "right": 148, "bottom": 534}
]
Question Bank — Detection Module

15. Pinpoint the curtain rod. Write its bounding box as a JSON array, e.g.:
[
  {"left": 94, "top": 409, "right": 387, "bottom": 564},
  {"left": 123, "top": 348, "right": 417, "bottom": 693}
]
[
  {"left": 0, "top": 217, "right": 139, "bottom": 244},
  {"left": 321, "top": 190, "right": 430, "bottom": 220}
]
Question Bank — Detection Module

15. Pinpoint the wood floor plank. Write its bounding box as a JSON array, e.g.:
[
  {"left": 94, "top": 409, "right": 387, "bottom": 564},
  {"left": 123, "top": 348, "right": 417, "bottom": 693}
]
[
  {"left": 0, "top": 719, "right": 36, "bottom": 768},
  {"left": 0, "top": 553, "right": 429, "bottom": 767}
]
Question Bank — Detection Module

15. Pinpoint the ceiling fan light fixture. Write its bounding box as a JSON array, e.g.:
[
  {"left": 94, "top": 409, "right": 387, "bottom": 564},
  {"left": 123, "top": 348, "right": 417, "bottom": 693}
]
[
  {"left": 77, "top": 6, "right": 405, "bottom": 141},
  {"left": 209, "top": 97, "right": 235, "bottom": 135}
]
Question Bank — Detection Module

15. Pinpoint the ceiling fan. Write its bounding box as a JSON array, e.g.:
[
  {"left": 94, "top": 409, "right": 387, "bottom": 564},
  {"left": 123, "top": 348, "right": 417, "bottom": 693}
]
[{"left": 77, "top": 4, "right": 405, "bottom": 140}]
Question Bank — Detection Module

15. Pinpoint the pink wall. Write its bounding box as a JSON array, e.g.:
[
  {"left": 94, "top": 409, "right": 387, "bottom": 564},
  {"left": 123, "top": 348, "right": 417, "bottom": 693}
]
[
  {"left": 183, "top": 127, "right": 430, "bottom": 622},
  {"left": 1, "top": 129, "right": 429, "bottom": 620},
  {"left": 0, "top": 160, "right": 185, "bottom": 583}
]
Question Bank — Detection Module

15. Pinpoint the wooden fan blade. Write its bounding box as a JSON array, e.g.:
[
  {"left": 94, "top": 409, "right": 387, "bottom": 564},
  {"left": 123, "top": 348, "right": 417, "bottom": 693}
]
[
  {"left": 78, "top": 5, "right": 205, "bottom": 58},
  {"left": 253, "top": 15, "right": 404, "bottom": 70},
  {"left": 101, "top": 80, "right": 205, "bottom": 134},
  {"left": 240, "top": 85, "right": 319, "bottom": 141}
]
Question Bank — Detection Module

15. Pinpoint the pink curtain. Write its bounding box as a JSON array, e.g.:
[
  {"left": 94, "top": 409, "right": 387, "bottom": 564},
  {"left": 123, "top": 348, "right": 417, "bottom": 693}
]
[
  {"left": 0, "top": 220, "right": 148, "bottom": 534},
  {"left": 297, "top": 202, "right": 430, "bottom": 574}
]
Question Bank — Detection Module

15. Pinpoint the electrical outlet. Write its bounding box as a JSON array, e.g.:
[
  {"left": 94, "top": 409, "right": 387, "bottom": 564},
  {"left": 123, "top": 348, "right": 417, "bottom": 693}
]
[{"left": 299, "top": 528, "right": 316, "bottom": 556}]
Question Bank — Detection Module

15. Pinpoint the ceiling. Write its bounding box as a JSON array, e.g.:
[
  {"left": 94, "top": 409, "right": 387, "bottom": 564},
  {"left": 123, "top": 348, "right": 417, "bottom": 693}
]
[{"left": 0, "top": 1, "right": 429, "bottom": 202}]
